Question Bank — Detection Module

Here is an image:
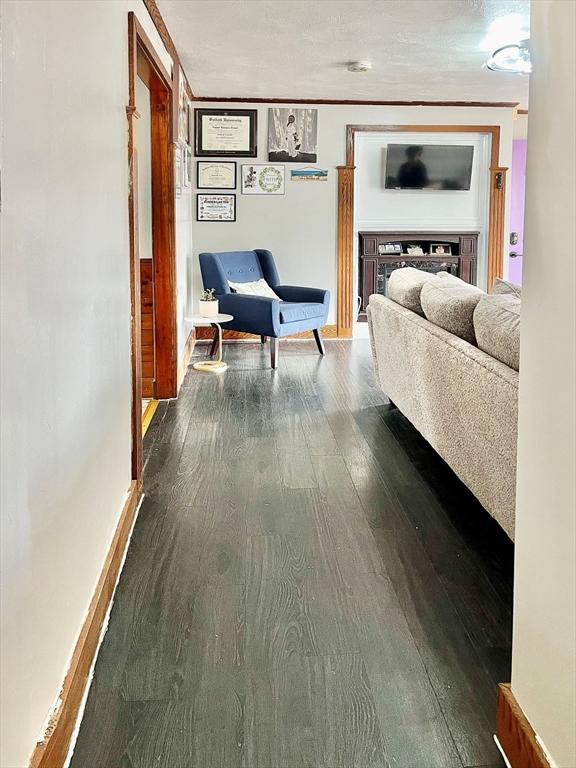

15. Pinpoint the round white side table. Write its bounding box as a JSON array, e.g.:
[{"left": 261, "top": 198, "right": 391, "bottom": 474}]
[{"left": 187, "top": 313, "right": 234, "bottom": 373}]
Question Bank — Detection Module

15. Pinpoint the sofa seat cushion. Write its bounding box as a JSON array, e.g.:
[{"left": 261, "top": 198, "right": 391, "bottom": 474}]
[
  {"left": 421, "top": 279, "right": 484, "bottom": 344},
  {"left": 492, "top": 277, "right": 522, "bottom": 298},
  {"left": 473, "top": 294, "right": 521, "bottom": 371},
  {"left": 387, "top": 267, "right": 440, "bottom": 315},
  {"left": 279, "top": 301, "right": 325, "bottom": 324}
]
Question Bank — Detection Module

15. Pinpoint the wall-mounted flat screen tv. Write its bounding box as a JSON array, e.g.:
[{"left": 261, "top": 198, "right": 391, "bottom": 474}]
[{"left": 385, "top": 144, "right": 474, "bottom": 190}]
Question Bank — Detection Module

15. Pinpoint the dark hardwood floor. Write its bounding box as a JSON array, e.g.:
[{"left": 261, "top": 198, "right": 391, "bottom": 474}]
[{"left": 70, "top": 340, "right": 513, "bottom": 768}]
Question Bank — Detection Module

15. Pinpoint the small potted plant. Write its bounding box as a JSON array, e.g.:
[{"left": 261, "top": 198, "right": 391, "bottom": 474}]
[{"left": 199, "top": 288, "right": 219, "bottom": 318}]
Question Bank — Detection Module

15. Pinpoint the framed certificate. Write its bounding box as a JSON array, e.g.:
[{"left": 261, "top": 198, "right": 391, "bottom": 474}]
[
  {"left": 195, "top": 109, "right": 257, "bottom": 157},
  {"left": 197, "top": 193, "right": 236, "bottom": 222},
  {"left": 197, "top": 161, "right": 237, "bottom": 190}
]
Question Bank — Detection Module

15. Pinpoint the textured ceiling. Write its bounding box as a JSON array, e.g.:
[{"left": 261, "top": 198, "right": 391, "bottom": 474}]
[{"left": 157, "top": 0, "right": 530, "bottom": 105}]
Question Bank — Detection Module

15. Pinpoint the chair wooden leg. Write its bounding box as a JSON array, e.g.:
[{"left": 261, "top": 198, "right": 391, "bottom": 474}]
[
  {"left": 270, "top": 337, "right": 279, "bottom": 369},
  {"left": 260, "top": 335, "right": 267, "bottom": 344},
  {"left": 209, "top": 327, "right": 219, "bottom": 358},
  {"left": 313, "top": 328, "right": 325, "bottom": 355}
]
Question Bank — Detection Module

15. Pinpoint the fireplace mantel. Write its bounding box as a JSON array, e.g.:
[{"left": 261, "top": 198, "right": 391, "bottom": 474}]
[{"left": 358, "top": 230, "right": 479, "bottom": 320}]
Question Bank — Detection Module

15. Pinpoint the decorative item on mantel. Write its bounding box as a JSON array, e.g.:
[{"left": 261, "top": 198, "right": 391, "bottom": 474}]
[
  {"left": 199, "top": 288, "right": 219, "bottom": 318},
  {"left": 430, "top": 243, "right": 452, "bottom": 255}
]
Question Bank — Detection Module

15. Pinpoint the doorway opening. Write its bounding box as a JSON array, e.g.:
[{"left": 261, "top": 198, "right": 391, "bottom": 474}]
[{"left": 127, "top": 12, "right": 177, "bottom": 483}]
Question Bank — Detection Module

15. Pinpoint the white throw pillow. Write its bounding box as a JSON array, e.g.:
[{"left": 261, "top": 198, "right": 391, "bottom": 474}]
[{"left": 228, "top": 278, "right": 280, "bottom": 300}]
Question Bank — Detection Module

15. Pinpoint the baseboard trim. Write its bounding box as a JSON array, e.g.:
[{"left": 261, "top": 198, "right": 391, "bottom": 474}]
[
  {"left": 496, "top": 683, "right": 551, "bottom": 768},
  {"left": 29, "top": 482, "right": 141, "bottom": 768},
  {"left": 195, "top": 323, "right": 338, "bottom": 341},
  {"left": 177, "top": 328, "right": 196, "bottom": 390}
]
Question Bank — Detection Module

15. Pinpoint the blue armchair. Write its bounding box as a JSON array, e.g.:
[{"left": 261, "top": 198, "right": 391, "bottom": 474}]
[{"left": 199, "top": 249, "right": 330, "bottom": 369}]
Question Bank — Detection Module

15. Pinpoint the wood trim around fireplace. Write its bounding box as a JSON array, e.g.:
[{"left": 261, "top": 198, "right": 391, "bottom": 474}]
[
  {"left": 337, "top": 124, "right": 507, "bottom": 337},
  {"left": 337, "top": 166, "right": 356, "bottom": 338}
]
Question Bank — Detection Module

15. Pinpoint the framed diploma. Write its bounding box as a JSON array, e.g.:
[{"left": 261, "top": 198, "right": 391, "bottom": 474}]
[
  {"left": 195, "top": 109, "right": 257, "bottom": 157},
  {"left": 196, "top": 161, "right": 237, "bottom": 190},
  {"left": 197, "top": 194, "right": 236, "bottom": 222}
]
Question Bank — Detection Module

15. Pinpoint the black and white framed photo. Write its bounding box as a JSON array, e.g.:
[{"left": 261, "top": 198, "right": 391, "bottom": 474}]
[
  {"left": 195, "top": 109, "right": 257, "bottom": 157},
  {"left": 241, "top": 164, "right": 285, "bottom": 195},
  {"left": 268, "top": 108, "right": 318, "bottom": 162},
  {"left": 196, "top": 161, "right": 237, "bottom": 190},
  {"left": 196, "top": 193, "right": 236, "bottom": 222}
]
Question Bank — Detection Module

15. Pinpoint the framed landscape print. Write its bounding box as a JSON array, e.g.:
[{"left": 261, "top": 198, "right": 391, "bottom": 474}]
[
  {"left": 197, "top": 193, "right": 236, "bottom": 222},
  {"left": 197, "top": 161, "right": 237, "bottom": 190},
  {"left": 195, "top": 109, "right": 257, "bottom": 157},
  {"left": 241, "top": 164, "right": 285, "bottom": 195},
  {"left": 268, "top": 108, "right": 318, "bottom": 162}
]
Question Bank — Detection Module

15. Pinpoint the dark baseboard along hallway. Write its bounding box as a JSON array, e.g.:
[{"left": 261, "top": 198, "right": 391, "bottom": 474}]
[{"left": 71, "top": 340, "right": 512, "bottom": 768}]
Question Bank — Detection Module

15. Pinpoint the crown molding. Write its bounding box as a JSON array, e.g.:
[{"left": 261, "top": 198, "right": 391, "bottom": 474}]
[{"left": 191, "top": 96, "right": 520, "bottom": 108}]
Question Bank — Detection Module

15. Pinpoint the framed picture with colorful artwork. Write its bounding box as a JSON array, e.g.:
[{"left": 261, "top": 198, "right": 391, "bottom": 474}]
[{"left": 241, "top": 164, "right": 285, "bottom": 195}]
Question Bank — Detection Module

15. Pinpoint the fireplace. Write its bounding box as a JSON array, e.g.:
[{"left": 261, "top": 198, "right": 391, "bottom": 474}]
[{"left": 358, "top": 230, "right": 479, "bottom": 320}]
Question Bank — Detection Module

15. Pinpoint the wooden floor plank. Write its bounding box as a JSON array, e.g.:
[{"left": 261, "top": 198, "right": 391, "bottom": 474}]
[{"left": 70, "top": 340, "right": 509, "bottom": 768}]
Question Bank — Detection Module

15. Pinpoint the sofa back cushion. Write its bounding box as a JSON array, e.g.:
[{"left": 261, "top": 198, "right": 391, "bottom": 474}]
[
  {"left": 492, "top": 277, "right": 522, "bottom": 298},
  {"left": 421, "top": 279, "right": 484, "bottom": 344},
  {"left": 473, "top": 294, "right": 521, "bottom": 371},
  {"left": 387, "top": 267, "right": 440, "bottom": 315}
]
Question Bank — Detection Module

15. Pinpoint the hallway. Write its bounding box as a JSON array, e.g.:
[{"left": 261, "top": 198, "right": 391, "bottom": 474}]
[{"left": 71, "top": 340, "right": 512, "bottom": 768}]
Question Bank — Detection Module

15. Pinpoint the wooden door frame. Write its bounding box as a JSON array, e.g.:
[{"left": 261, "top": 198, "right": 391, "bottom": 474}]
[
  {"left": 127, "top": 12, "right": 176, "bottom": 484},
  {"left": 336, "top": 124, "right": 507, "bottom": 338}
]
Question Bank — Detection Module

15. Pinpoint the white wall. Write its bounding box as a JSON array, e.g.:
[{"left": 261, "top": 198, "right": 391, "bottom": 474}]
[
  {"left": 192, "top": 102, "right": 514, "bottom": 325},
  {"left": 0, "top": 2, "right": 181, "bottom": 766},
  {"left": 355, "top": 131, "right": 491, "bottom": 289},
  {"left": 511, "top": 1, "right": 576, "bottom": 766},
  {"left": 513, "top": 112, "right": 529, "bottom": 140}
]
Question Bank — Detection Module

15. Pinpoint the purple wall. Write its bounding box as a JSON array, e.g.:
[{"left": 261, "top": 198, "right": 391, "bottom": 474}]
[{"left": 509, "top": 139, "right": 527, "bottom": 284}]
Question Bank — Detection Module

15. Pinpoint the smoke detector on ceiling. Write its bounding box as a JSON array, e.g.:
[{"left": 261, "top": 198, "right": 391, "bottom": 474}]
[{"left": 347, "top": 61, "right": 373, "bottom": 73}]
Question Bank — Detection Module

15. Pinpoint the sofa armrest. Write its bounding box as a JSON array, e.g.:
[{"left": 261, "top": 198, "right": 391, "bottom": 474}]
[
  {"left": 217, "top": 293, "right": 280, "bottom": 337},
  {"left": 275, "top": 285, "right": 330, "bottom": 306}
]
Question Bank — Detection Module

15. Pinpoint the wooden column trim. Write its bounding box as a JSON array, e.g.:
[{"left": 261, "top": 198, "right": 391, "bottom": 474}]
[
  {"left": 337, "top": 165, "right": 356, "bottom": 338},
  {"left": 488, "top": 166, "right": 508, "bottom": 291},
  {"left": 496, "top": 683, "right": 551, "bottom": 768}
]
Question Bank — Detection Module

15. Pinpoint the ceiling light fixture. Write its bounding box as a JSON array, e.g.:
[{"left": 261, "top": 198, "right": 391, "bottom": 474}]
[
  {"left": 485, "top": 39, "right": 532, "bottom": 75},
  {"left": 347, "top": 61, "right": 372, "bottom": 73}
]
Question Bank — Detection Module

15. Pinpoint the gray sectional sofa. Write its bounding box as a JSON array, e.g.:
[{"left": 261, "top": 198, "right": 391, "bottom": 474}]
[{"left": 367, "top": 269, "right": 521, "bottom": 539}]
